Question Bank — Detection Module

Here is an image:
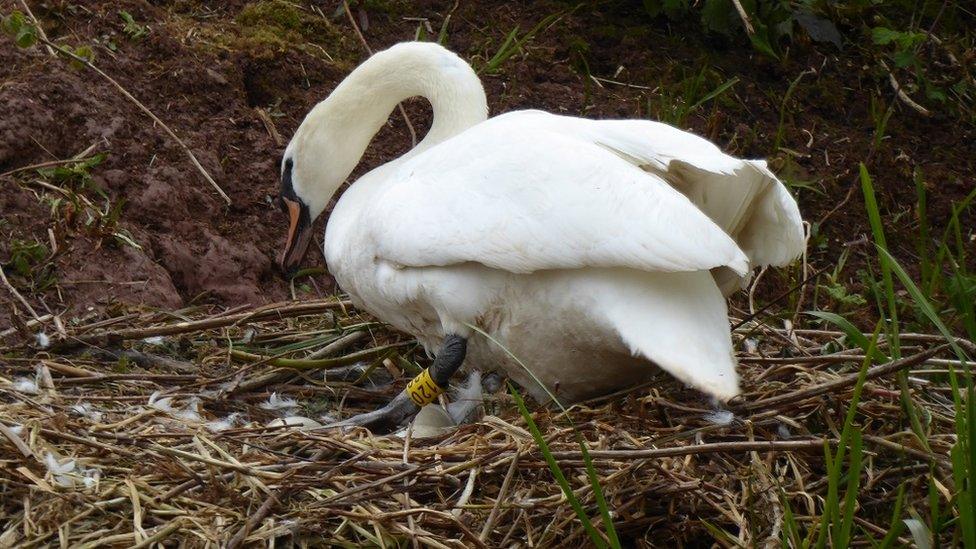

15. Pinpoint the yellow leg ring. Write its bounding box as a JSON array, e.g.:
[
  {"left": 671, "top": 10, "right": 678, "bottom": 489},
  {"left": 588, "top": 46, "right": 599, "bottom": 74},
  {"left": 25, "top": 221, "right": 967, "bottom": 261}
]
[{"left": 406, "top": 369, "right": 444, "bottom": 407}]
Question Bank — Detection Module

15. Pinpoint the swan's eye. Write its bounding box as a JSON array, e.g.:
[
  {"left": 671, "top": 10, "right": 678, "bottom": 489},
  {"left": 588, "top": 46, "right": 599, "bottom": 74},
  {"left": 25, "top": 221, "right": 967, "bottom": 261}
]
[{"left": 279, "top": 158, "right": 299, "bottom": 202}]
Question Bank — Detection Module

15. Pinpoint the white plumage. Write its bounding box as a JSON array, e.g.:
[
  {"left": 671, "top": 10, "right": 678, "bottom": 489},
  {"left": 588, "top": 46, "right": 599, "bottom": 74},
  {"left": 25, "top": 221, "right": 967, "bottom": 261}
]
[{"left": 279, "top": 42, "right": 804, "bottom": 405}]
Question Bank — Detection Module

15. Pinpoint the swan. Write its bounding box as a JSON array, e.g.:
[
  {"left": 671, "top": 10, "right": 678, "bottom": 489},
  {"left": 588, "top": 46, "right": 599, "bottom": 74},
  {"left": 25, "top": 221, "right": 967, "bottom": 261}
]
[{"left": 275, "top": 42, "right": 804, "bottom": 429}]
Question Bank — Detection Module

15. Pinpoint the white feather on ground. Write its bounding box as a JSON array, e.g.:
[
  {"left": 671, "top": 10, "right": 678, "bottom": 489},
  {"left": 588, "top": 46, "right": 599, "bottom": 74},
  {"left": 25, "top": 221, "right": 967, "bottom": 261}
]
[
  {"left": 148, "top": 391, "right": 175, "bottom": 413},
  {"left": 205, "top": 413, "right": 242, "bottom": 432},
  {"left": 12, "top": 377, "right": 39, "bottom": 394},
  {"left": 148, "top": 392, "right": 204, "bottom": 423},
  {"left": 703, "top": 409, "right": 734, "bottom": 426},
  {"left": 266, "top": 416, "right": 322, "bottom": 430},
  {"left": 260, "top": 392, "right": 299, "bottom": 414},
  {"left": 44, "top": 453, "right": 99, "bottom": 489},
  {"left": 446, "top": 371, "right": 484, "bottom": 424},
  {"left": 174, "top": 397, "right": 202, "bottom": 422},
  {"left": 70, "top": 403, "right": 103, "bottom": 423}
]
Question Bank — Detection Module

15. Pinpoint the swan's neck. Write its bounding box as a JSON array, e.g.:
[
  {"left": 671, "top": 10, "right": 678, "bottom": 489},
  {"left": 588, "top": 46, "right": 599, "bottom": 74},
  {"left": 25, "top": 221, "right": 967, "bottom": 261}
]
[{"left": 292, "top": 44, "right": 488, "bottom": 207}]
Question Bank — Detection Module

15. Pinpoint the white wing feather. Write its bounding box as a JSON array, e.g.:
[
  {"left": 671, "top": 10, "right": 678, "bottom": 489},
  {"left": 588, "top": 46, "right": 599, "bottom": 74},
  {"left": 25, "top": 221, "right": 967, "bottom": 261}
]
[
  {"left": 497, "top": 111, "right": 806, "bottom": 274},
  {"left": 368, "top": 121, "right": 749, "bottom": 277}
]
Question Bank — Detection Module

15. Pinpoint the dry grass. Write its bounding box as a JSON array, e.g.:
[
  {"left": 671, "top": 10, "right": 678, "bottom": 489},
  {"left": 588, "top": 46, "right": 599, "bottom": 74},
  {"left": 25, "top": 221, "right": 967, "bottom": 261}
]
[{"left": 0, "top": 297, "right": 969, "bottom": 547}]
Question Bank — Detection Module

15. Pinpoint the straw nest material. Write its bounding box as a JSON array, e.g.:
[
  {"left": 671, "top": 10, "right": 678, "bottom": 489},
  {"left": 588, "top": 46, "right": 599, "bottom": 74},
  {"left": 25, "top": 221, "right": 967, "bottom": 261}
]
[{"left": 0, "top": 297, "right": 969, "bottom": 547}]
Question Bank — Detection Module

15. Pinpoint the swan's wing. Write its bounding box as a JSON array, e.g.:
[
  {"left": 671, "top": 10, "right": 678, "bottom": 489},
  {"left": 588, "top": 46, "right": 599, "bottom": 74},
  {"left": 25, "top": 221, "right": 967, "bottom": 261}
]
[
  {"left": 597, "top": 269, "right": 740, "bottom": 400},
  {"left": 500, "top": 111, "right": 806, "bottom": 272},
  {"left": 367, "top": 123, "right": 749, "bottom": 276}
]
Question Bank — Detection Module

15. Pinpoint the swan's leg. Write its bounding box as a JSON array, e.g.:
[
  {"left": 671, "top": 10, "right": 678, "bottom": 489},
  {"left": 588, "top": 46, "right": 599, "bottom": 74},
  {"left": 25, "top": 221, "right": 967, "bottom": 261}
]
[{"left": 332, "top": 334, "right": 467, "bottom": 432}]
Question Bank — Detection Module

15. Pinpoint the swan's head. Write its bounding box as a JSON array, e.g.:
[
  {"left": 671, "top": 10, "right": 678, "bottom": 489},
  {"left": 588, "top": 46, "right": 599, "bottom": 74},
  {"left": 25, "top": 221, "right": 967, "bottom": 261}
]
[
  {"left": 275, "top": 41, "right": 489, "bottom": 275},
  {"left": 276, "top": 109, "right": 364, "bottom": 275},
  {"left": 275, "top": 154, "right": 312, "bottom": 276}
]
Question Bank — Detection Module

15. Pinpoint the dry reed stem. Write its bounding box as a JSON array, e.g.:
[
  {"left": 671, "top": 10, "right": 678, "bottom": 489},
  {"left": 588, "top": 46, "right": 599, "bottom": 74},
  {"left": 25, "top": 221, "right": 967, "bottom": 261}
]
[{"left": 0, "top": 299, "right": 966, "bottom": 546}]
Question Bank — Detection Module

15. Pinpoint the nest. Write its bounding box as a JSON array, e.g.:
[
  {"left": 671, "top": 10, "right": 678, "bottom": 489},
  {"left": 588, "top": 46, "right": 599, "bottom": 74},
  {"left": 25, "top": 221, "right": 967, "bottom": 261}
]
[{"left": 0, "top": 298, "right": 969, "bottom": 547}]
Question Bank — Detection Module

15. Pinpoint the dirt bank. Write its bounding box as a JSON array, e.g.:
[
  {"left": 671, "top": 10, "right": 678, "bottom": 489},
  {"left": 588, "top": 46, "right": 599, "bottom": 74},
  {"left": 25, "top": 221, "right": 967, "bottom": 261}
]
[{"left": 1, "top": 0, "right": 972, "bottom": 330}]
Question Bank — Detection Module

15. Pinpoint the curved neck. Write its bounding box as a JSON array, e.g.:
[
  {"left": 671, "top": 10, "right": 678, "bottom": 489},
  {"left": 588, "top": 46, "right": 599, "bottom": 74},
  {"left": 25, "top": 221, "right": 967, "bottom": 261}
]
[{"left": 295, "top": 43, "right": 488, "bottom": 179}]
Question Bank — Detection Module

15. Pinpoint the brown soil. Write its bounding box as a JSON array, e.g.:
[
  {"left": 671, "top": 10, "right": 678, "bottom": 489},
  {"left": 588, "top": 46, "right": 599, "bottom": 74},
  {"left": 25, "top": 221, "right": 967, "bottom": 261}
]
[{"left": 1, "top": 0, "right": 973, "bottom": 330}]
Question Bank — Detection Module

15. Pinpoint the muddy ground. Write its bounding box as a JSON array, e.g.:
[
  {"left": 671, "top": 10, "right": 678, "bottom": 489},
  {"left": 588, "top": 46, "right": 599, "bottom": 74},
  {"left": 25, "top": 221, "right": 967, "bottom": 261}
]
[{"left": 1, "top": 0, "right": 973, "bottom": 331}]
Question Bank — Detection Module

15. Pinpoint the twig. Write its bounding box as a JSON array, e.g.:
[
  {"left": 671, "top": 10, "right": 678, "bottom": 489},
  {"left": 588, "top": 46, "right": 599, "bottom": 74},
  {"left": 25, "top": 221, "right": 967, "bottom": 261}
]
[
  {"left": 881, "top": 60, "right": 931, "bottom": 116},
  {"left": 307, "top": 330, "right": 366, "bottom": 360},
  {"left": 862, "top": 434, "right": 948, "bottom": 468},
  {"left": 480, "top": 450, "right": 520, "bottom": 541},
  {"left": 58, "top": 300, "right": 352, "bottom": 348},
  {"left": 90, "top": 349, "right": 196, "bottom": 374},
  {"left": 0, "top": 266, "right": 44, "bottom": 325},
  {"left": 550, "top": 439, "right": 831, "bottom": 460},
  {"left": 340, "top": 0, "right": 418, "bottom": 147},
  {"left": 452, "top": 466, "right": 478, "bottom": 517},
  {"left": 0, "top": 422, "right": 34, "bottom": 459},
  {"left": 35, "top": 36, "right": 231, "bottom": 204},
  {"left": 56, "top": 373, "right": 197, "bottom": 386},
  {"left": 589, "top": 76, "right": 655, "bottom": 90},
  {"left": 151, "top": 445, "right": 283, "bottom": 479},
  {"left": 17, "top": 0, "right": 55, "bottom": 57},
  {"left": 230, "top": 341, "right": 413, "bottom": 369},
  {"left": 319, "top": 463, "right": 434, "bottom": 505},
  {"left": 730, "top": 0, "right": 755, "bottom": 35},
  {"left": 738, "top": 344, "right": 948, "bottom": 411},
  {"left": 732, "top": 265, "right": 831, "bottom": 332},
  {"left": 402, "top": 421, "right": 419, "bottom": 549},
  {"left": 227, "top": 493, "right": 279, "bottom": 549},
  {"left": 0, "top": 155, "right": 101, "bottom": 179},
  {"left": 128, "top": 519, "right": 185, "bottom": 549},
  {"left": 0, "top": 313, "right": 52, "bottom": 339},
  {"left": 255, "top": 107, "right": 284, "bottom": 147},
  {"left": 817, "top": 173, "right": 857, "bottom": 226}
]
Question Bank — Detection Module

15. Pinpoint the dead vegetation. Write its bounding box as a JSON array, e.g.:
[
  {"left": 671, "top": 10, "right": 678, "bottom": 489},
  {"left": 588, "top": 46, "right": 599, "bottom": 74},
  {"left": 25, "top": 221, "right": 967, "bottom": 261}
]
[
  {"left": 1, "top": 298, "right": 972, "bottom": 546},
  {"left": 1, "top": 0, "right": 975, "bottom": 546}
]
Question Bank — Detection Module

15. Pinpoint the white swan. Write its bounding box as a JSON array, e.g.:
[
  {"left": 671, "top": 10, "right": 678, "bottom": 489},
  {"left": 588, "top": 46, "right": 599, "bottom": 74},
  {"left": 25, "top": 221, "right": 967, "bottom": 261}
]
[{"left": 275, "top": 42, "right": 804, "bottom": 426}]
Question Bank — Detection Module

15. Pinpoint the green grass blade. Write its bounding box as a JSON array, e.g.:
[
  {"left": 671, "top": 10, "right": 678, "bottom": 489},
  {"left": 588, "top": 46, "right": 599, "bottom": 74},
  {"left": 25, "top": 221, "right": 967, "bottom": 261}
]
[
  {"left": 483, "top": 26, "right": 520, "bottom": 73},
  {"left": 878, "top": 483, "right": 907, "bottom": 549},
  {"left": 701, "top": 520, "right": 739, "bottom": 546},
  {"left": 509, "top": 385, "right": 608, "bottom": 549},
  {"left": 914, "top": 169, "right": 932, "bottom": 289},
  {"left": 818, "top": 325, "right": 882, "bottom": 548},
  {"left": 780, "top": 488, "right": 803, "bottom": 548},
  {"left": 436, "top": 13, "right": 451, "bottom": 45},
  {"left": 874, "top": 245, "right": 975, "bottom": 546},
  {"left": 469, "top": 323, "right": 619, "bottom": 546},
  {"left": 688, "top": 76, "right": 739, "bottom": 111},
  {"left": 928, "top": 468, "right": 943, "bottom": 539},
  {"left": 949, "top": 262, "right": 976, "bottom": 342},
  {"left": 775, "top": 70, "right": 811, "bottom": 151},
  {"left": 578, "top": 439, "right": 619, "bottom": 548},
  {"left": 876, "top": 247, "right": 973, "bottom": 365},
  {"left": 860, "top": 163, "right": 934, "bottom": 451},
  {"left": 837, "top": 430, "right": 864, "bottom": 545},
  {"left": 930, "top": 186, "right": 976, "bottom": 297},
  {"left": 816, "top": 438, "right": 837, "bottom": 548},
  {"left": 481, "top": 9, "right": 568, "bottom": 74},
  {"left": 806, "top": 311, "right": 886, "bottom": 362},
  {"left": 859, "top": 163, "right": 900, "bottom": 357}
]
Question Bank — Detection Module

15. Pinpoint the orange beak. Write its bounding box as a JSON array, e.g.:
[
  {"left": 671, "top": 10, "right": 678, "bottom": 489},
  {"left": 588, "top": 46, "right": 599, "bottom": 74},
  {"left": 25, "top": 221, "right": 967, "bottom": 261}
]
[{"left": 277, "top": 196, "right": 312, "bottom": 277}]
